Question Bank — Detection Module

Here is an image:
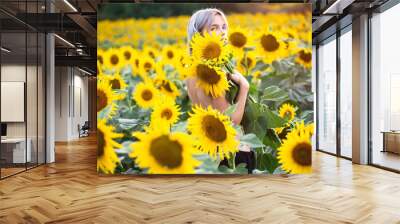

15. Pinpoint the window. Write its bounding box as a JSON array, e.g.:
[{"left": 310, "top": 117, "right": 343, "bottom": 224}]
[
  {"left": 317, "top": 36, "right": 337, "bottom": 154},
  {"left": 339, "top": 28, "right": 352, "bottom": 158},
  {"left": 370, "top": 3, "right": 400, "bottom": 171}
]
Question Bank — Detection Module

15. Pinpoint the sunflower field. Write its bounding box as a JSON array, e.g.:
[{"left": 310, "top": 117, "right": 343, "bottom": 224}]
[{"left": 97, "top": 5, "right": 314, "bottom": 175}]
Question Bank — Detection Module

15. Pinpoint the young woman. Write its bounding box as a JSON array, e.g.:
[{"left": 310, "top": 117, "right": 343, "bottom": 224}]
[{"left": 186, "top": 8, "right": 255, "bottom": 173}]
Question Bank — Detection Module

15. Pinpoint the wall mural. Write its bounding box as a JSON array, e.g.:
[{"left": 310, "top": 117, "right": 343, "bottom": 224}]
[{"left": 97, "top": 3, "right": 314, "bottom": 175}]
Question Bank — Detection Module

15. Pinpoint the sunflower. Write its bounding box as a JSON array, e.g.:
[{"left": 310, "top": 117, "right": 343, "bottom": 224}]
[
  {"left": 295, "top": 48, "right": 312, "bottom": 69},
  {"left": 176, "top": 53, "right": 192, "bottom": 80},
  {"left": 106, "top": 72, "right": 127, "bottom": 91},
  {"left": 97, "top": 119, "right": 123, "bottom": 174},
  {"left": 97, "top": 49, "right": 105, "bottom": 68},
  {"left": 138, "top": 55, "right": 156, "bottom": 78},
  {"left": 187, "top": 105, "right": 239, "bottom": 160},
  {"left": 101, "top": 73, "right": 127, "bottom": 100},
  {"left": 191, "top": 32, "right": 230, "bottom": 65},
  {"left": 133, "top": 80, "right": 159, "bottom": 109},
  {"left": 132, "top": 52, "right": 141, "bottom": 76},
  {"left": 256, "top": 31, "right": 285, "bottom": 64},
  {"left": 279, "top": 103, "right": 296, "bottom": 121},
  {"left": 291, "top": 121, "right": 314, "bottom": 138},
  {"left": 237, "top": 51, "right": 257, "bottom": 76},
  {"left": 189, "top": 62, "right": 229, "bottom": 98},
  {"left": 252, "top": 70, "right": 262, "bottom": 79},
  {"left": 143, "top": 46, "right": 159, "bottom": 60},
  {"left": 150, "top": 97, "right": 181, "bottom": 127},
  {"left": 104, "top": 48, "right": 123, "bottom": 71},
  {"left": 277, "top": 128, "right": 312, "bottom": 174},
  {"left": 162, "top": 45, "right": 178, "bottom": 65},
  {"left": 228, "top": 27, "right": 249, "bottom": 56},
  {"left": 119, "top": 45, "right": 135, "bottom": 65},
  {"left": 97, "top": 78, "right": 118, "bottom": 116},
  {"left": 156, "top": 78, "right": 180, "bottom": 100},
  {"left": 130, "top": 128, "right": 201, "bottom": 174},
  {"left": 97, "top": 61, "right": 103, "bottom": 76}
]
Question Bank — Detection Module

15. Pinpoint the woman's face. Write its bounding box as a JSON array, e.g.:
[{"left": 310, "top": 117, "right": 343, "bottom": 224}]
[{"left": 202, "top": 14, "right": 227, "bottom": 40}]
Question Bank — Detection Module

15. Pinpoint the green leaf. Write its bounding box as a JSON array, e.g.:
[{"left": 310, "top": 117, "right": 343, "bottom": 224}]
[
  {"left": 225, "top": 80, "right": 239, "bottom": 104},
  {"left": 171, "top": 121, "right": 187, "bottom": 132},
  {"left": 257, "top": 152, "right": 280, "bottom": 174},
  {"left": 234, "top": 163, "right": 249, "bottom": 174},
  {"left": 118, "top": 118, "right": 140, "bottom": 129},
  {"left": 263, "top": 129, "right": 281, "bottom": 150},
  {"left": 272, "top": 166, "right": 287, "bottom": 175},
  {"left": 115, "top": 141, "right": 134, "bottom": 154},
  {"left": 262, "top": 86, "right": 289, "bottom": 102},
  {"left": 240, "top": 133, "right": 265, "bottom": 148},
  {"left": 300, "top": 110, "right": 314, "bottom": 124},
  {"left": 262, "top": 105, "right": 287, "bottom": 129}
]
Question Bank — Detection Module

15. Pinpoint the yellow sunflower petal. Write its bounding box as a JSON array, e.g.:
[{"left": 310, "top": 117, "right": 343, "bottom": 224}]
[{"left": 97, "top": 119, "right": 123, "bottom": 174}]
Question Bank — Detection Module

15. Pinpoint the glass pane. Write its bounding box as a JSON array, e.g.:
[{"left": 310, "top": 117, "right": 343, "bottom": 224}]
[
  {"left": 312, "top": 45, "right": 317, "bottom": 151},
  {"left": 1, "top": 30, "right": 27, "bottom": 177},
  {"left": 27, "top": 31, "right": 38, "bottom": 169},
  {"left": 340, "top": 29, "right": 352, "bottom": 158},
  {"left": 38, "top": 32, "right": 45, "bottom": 165},
  {"left": 318, "top": 37, "right": 337, "bottom": 154},
  {"left": 27, "top": 0, "right": 39, "bottom": 169},
  {"left": 371, "top": 5, "right": 400, "bottom": 171}
]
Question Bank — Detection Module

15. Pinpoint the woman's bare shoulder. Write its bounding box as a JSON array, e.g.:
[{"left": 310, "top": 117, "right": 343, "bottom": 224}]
[{"left": 186, "top": 77, "right": 196, "bottom": 88}]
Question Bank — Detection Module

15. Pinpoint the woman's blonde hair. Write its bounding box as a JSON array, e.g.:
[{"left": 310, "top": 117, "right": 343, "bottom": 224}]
[{"left": 187, "top": 8, "right": 228, "bottom": 53}]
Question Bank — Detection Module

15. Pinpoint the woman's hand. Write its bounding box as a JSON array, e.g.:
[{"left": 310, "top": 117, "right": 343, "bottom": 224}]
[{"left": 229, "top": 71, "right": 249, "bottom": 90}]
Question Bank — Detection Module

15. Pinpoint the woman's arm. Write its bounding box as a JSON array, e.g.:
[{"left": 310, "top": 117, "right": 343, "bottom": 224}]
[{"left": 228, "top": 71, "right": 249, "bottom": 125}]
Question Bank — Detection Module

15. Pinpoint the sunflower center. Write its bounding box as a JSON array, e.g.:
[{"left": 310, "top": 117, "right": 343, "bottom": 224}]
[
  {"left": 162, "top": 81, "right": 173, "bottom": 93},
  {"left": 240, "top": 57, "right": 253, "bottom": 68},
  {"left": 161, "top": 109, "right": 173, "bottom": 120},
  {"left": 149, "top": 51, "right": 155, "bottom": 59},
  {"left": 150, "top": 135, "right": 183, "bottom": 169},
  {"left": 110, "top": 54, "right": 119, "bottom": 65},
  {"left": 135, "top": 59, "right": 139, "bottom": 67},
  {"left": 299, "top": 50, "right": 311, "bottom": 63},
  {"left": 196, "top": 64, "right": 220, "bottom": 84},
  {"left": 144, "top": 62, "right": 152, "bottom": 71},
  {"left": 98, "top": 129, "right": 105, "bottom": 157},
  {"left": 167, "top": 51, "right": 174, "bottom": 59},
  {"left": 284, "top": 111, "right": 292, "bottom": 118},
  {"left": 202, "top": 42, "right": 221, "bottom": 60},
  {"left": 261, "top": 34, "right": 280, "bottom": 52},
  {"left": 98, "top": 55, "right": 104, "bottom": 65},
  {"left": 202, "top": 115, "right": 227, "bottom": 142},
  {"left": 110, "top": 79, "right": 121, "bottom": 89},
  {"left": 124, "top": 51, "right": 131, "bottom": 60},
  {"left": 141, "top": 89, "right": 153, "bottom": 101},
  {"left": 292, "top": 142, "right": 312, "bottom": 166},
  {"left": 97, "top": 89, "right": 108, "bottom": 112},
  {"left": 230, "top": 32, "right": 247, "bottom": 48}
]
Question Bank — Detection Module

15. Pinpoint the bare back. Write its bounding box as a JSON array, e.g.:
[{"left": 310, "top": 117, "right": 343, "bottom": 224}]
[{"left": 186, "top": 78, "right": 230, "bottom": 112}]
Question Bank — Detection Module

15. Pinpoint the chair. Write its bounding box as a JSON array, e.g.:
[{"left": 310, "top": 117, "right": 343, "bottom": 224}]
[{"left": 78, "top": 121, "right": 90, "bottom": 138}]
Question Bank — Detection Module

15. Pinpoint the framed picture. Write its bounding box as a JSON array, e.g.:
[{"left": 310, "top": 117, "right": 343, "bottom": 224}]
[{"left": 97, "top": 3, "right": 313, "bottom": 175}]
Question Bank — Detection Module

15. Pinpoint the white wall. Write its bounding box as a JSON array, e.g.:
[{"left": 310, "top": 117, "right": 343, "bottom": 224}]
[{"left": 54, "top": 67, "right": 89, "bottom": 141}]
